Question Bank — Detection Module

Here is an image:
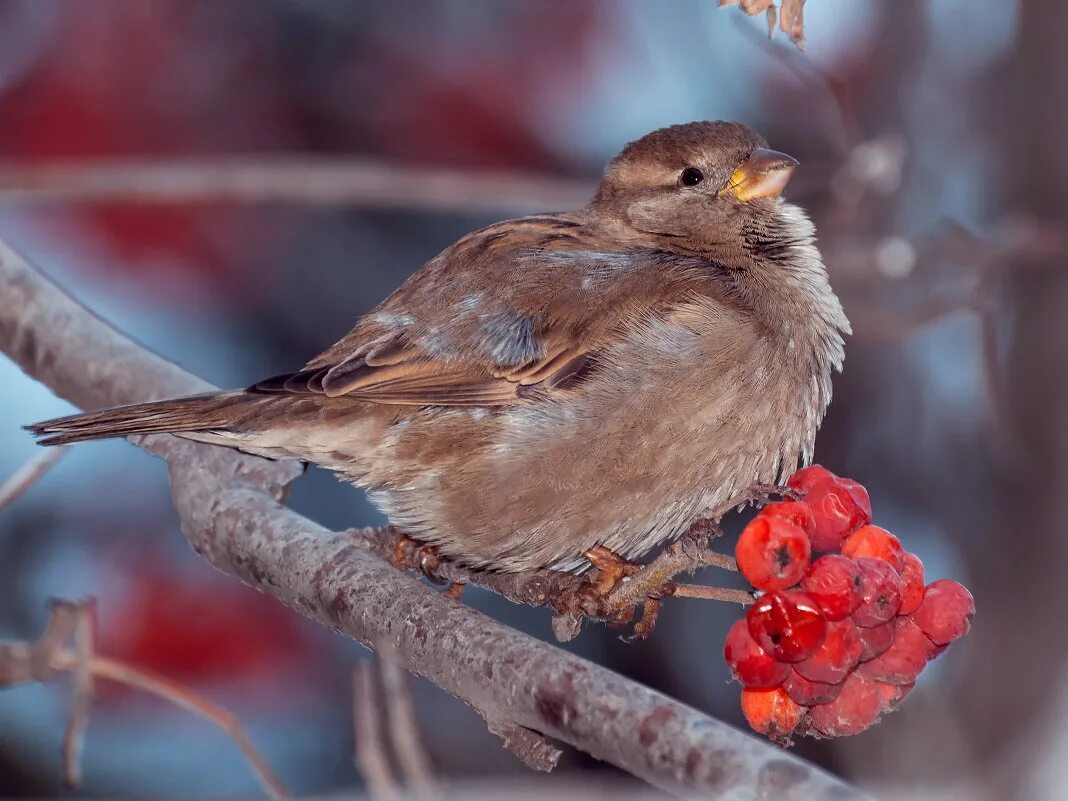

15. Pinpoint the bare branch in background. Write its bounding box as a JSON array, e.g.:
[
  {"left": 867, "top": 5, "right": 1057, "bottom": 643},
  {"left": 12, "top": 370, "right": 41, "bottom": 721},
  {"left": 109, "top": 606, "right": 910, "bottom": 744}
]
[
  {"left": 61, "top": 600, "right": 94, "bottom": 789},
  {"left": 0, "top": 236, "right": 870, "bottom": 799},
  {"left": 378, "top": 656, "right": 440, "bottom": 800},
  {"left": 353, "top": 655, "right": 441, "bottom": 800},
  {"left": 0, "top": 445, "right": 68, "bottom": 510},
  {"left": 0, "top": 600, "right": 288, "bottom": 799},
  {"left": 353, "top": 662, "right": 403, "bottom": 801},
  {"left": 0, "top": 159, "right": 593, "bottom": 215}
]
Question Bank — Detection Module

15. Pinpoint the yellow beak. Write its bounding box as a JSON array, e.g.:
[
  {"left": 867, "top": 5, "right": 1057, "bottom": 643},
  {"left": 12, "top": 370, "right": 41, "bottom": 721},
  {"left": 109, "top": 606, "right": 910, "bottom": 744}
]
[{"left": 720, "top": 148, "right": 799, "bottom": 201}]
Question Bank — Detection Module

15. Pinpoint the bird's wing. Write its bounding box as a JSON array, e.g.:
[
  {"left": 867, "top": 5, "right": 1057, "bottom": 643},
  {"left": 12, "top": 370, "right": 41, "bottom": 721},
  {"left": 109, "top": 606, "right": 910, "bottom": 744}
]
[{"left": 252, "top": 214, "right": 727, "bottom": 407}]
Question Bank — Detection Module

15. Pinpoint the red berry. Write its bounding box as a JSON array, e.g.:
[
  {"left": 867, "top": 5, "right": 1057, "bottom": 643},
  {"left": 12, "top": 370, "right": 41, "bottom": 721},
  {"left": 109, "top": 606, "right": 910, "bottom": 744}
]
[
  {"left": 783, "top": 669, "right": 842, "bottom": 706},
  {"left": 747, "top": 591, "right": 827, "bottom": 663},
  {"left": 911, "top": 580, "right": 975, "bottom": 645},
  {"left": 735, "top": 517, "right": 812, "bottom": 592},
  {"left": 801, "top": 555, "right": 862, "bottom": 621},
  {"left": 852, "top": 557, "right": 903, "bottom": 627},
  {"left": 861, "top": 618, "right": 928, "bottom": 685},
  {"left": 795, "top": 618, "right": 863, "bottom": 685},
  {"left": 740, "top": 686, "right": 806, "bottom": 739},
  {"left": 759, "top": 500, "right": 815, "bottom": 535},
  {"left": 857, "top": 619, "right": 896, "bottom": 662},
  {"left": 876, "top": 680, "right": 915, "bottom": 712},
  {"left": 897, "top": 553, "right": 926, "bottom": 615},
  {"left": 805, "top": 479, "right": 872, "bottom": 552},
  {"left": 842, "top": 525, "right": 905, "bottom": 571},
  {"left": 787, "top": 464, "right": 838, "bottom": 494},
  {"left": 724, "top": 619, "right": 790, "bottom": 689},
  {"left": 807, "top": 670, "right": 881, "bottom": 737}
]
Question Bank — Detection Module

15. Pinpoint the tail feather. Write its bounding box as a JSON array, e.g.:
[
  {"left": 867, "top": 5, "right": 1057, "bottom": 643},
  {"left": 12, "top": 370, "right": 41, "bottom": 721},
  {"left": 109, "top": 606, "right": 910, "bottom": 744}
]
[{"left": 26, "top": 391, "right": 254, "bottom": 446}]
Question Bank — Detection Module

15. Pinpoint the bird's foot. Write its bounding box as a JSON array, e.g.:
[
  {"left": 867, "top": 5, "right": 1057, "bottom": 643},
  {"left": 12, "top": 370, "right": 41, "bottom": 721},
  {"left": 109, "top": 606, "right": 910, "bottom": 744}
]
[
  {"left": 391, "top": 534, "right": 448, "bottom": 586},
  {"left": 584, "top": 545, "right": 641, "bottom": 595},
  {"left": 548, "top": 546, "right": 674, "bottom": 642}
]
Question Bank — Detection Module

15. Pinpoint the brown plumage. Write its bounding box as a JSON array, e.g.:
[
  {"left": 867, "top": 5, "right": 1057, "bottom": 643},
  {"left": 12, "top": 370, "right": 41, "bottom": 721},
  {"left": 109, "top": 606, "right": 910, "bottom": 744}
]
[{"left": 28, "top": 121, "right": 849, "bottom": 573}]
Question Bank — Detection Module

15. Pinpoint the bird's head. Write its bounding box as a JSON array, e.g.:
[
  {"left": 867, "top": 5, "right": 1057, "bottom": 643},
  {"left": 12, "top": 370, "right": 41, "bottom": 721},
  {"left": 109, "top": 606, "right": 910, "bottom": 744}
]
[
  {"left": 593, "top": 120, "right": 849, "bottom": 381},
  {"left": 593, "top": 120, "right": 806, "bottom": 266}
]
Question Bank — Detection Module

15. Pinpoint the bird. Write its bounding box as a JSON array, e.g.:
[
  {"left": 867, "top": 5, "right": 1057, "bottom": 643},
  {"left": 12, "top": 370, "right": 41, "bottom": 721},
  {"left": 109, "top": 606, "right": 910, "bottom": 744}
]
[{"left": 28, "top": 121, "right": 849, "bottom": 575}]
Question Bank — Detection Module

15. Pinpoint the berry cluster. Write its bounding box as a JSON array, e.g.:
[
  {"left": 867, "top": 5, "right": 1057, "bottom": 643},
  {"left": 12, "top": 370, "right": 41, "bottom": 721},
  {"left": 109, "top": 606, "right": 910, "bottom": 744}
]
[{"left": 724, "top": 465, "right": 975, "bottom": 742}]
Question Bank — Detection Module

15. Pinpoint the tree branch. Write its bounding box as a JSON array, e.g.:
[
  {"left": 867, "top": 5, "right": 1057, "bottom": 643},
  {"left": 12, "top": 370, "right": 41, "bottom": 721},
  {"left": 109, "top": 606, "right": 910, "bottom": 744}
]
[
  {"left": 0, "top": 158, "right": 592, "bottom": 215},
  {"left": 352, "top": 662, "right": 403, "bottom": 801},
  {"left": 0, "top": 235, "right": 870, "bottom": 799},
  {"left": 0, "top": 445, "right": 68, "bottom": 510}
]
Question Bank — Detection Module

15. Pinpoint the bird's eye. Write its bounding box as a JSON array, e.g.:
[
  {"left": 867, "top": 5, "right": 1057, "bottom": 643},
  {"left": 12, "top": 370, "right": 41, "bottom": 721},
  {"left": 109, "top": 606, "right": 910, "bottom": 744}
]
[{"left": 680, "top": 167, "right": 704, "bottom": 187}]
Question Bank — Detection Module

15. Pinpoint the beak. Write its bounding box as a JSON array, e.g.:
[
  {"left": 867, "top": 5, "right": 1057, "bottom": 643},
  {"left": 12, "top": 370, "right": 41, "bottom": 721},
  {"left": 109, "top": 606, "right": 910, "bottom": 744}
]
[{"left": 719, "top": 148, "right": 799, "bottom": 201}]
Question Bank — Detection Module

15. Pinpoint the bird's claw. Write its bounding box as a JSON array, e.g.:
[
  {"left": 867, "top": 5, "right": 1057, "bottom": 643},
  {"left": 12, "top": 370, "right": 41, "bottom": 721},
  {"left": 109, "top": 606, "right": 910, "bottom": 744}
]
[
  {"left": 548, "top": 546, "right": 677, "bottom": 642},
  {"left": 391, "top": 535, "right": 449, "bottom": 585}
]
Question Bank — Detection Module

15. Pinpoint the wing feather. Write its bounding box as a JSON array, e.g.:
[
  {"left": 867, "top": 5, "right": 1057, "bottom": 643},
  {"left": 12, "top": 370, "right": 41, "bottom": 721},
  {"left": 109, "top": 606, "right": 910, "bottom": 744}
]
[{"left": 249, "top": 213, "right": 723, "bottom": 407}]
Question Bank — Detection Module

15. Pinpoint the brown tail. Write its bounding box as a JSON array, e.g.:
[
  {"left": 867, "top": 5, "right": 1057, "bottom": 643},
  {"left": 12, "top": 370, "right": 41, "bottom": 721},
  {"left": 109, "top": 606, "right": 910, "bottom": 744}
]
[{"left": 26, "top": 391, "right": 258, "bottom": 446}]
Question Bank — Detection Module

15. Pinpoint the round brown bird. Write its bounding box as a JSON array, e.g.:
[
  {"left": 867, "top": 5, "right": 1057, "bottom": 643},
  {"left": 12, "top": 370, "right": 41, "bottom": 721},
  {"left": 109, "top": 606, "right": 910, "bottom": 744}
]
[{"left": 29, "top": 121, "right": 849, "bottom": 574}]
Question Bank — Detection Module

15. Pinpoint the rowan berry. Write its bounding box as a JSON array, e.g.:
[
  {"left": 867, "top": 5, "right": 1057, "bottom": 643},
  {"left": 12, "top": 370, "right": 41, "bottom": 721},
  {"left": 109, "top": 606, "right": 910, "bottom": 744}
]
[
  {"left": 746, "top": 591, "right": 827, "bottom": 663},
  {"left": 724, "top": 619, "right": 790, "bottom": 688},
  {"left": 911, "top": 580, "right": 975, "bottom": 646},
  {"left": 735, "top": 516, "right": 811, "bottom": 592},
  {"left": 808, "top": 670, "right": 882, "bottom": 737},
  {"left": 787, "top": 464, "right": 837, "bottom": 494},
  {"left": 861, "top": 618, "right": 928, "bottom": 685},
  {"left": 759, "top": 500, "right": 815, "bottom": 535},
  {"left": 897, "top": 552, "right": 926, "bottom": 615},
  {"left": 876, "top": 680, "right": 915, "bottom": 712},
  {"left": 857, "top": 619, "right": 895, "bottom": 662},
  {"left": 805, "top": 479, "right": 872, "bottom": 552},
  {"left": 783, "top": 669, "right": 842, "bottom": 706},
  {"left": 795, "top": 618, "right": 863, "bottom": 685},
  {"left": 852, "top": 557, "right": 902, "bottom": 627},
  {"left": 801, "top": 555, "right": 862, "bottom": 621},
  {"left": 842, "top": 525, "right": 905, "bottom": 571},
  {"left": 741, "top": 686, "right": 806, "bottom": 738}
]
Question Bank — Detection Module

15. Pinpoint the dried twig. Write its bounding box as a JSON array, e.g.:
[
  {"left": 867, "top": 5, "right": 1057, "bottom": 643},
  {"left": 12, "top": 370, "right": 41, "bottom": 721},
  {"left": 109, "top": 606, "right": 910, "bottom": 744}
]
[
  {"left": 0, "top": 600, "right": 287, "bottom": 798},
  {"left": 482, "top": 717, "right": 562, "bottom": 773},
  {"left": 84, "top": 656, "right": 287, "bottom": 798},
  {"left": 0, "top": 158, "right": 592, "bottom": 215},
  {"left": 353, "top": 662, "right": 403, "bottom": 801},
  {"left": 721, "top": 0, "right": 807, "bottom": 50},
  {"left": 0, "top": 445, "right": 68, "bottom": 510},
  {"left": 378, "top": 657, "right": 439, "bottom": 800},
  {"left": 0, "top": 235, "right": 871, "bottom": 799},
  {"left": 672, "top": 585, "right": 754, "bottom": 604},
  {"left": 61, "top": 600, "right": 94, "bottom": 788}
]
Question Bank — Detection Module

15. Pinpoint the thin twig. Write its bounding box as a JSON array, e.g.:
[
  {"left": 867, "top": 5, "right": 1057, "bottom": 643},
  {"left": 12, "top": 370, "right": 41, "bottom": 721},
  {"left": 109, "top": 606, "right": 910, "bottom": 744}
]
[
  {"left": 0, "top": 446, "right": 69, "bottom": 510},
  {"left": 672, "top": 585, "right": 755, "bottom": 605},
  {"left": 601, "top": 484, "right": 791, "bottom": 616},
  {"left": 61, "top": 601, "right": 95, "bottom": 788},
  {"left": 0, "top": 601, "right": 287, "bottom": 798},
  {"left": 378, "top": 657, "right": 439, "bottom": 800},
  {"left": 0, "top": 158, "right": 593, "bottom": 215},
  {"left": 66, "top": 654, "right": 288, "bottom": 799},
  {"left": 353, "top": 663, "right": 402, "bottom": 801}
]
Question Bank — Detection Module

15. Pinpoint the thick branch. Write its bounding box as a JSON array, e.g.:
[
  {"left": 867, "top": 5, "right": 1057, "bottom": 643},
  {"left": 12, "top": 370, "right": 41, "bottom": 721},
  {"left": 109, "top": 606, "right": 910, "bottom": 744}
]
[
  {"left": 0, "top": 159, "right": 592, "bottom": 215},
  {"left": 0, "top": 235, "right": 869, "bottom": 799}
]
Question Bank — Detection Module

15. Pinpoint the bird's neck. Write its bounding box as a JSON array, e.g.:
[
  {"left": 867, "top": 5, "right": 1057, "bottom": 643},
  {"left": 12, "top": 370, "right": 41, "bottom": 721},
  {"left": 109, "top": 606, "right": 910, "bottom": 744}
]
[{"left": 744, "top": 202, "right": 850, "bottom": 437}]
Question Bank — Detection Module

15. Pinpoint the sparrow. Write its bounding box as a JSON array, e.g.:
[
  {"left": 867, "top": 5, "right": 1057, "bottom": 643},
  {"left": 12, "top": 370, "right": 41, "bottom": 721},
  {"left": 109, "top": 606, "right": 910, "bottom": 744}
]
[{"left": 29, "top": 121, "right": 849, "bottom": 574}]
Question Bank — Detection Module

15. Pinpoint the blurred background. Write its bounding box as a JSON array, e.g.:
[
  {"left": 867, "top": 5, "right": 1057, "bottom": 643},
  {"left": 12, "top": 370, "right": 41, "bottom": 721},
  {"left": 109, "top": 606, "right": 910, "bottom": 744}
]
[{"left": 0, "top": 0, "right": 1064, "bottom": 798}]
